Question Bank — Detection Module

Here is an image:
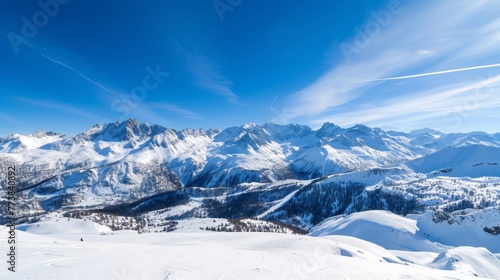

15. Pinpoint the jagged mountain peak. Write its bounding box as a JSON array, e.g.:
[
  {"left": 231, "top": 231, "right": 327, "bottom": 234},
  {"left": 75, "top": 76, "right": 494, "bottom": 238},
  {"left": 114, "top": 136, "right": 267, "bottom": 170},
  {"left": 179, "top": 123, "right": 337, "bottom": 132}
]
[
  {"left": 216, "top": 123, "right": 264, "bottom": 139},
  {"left": 315, "top": 122, "right": 343, "bottom": 138},
  {"left": 205, "top": 127, "right": 221, "bottom": 137},
  {"left": 31, "top": 130, "right": 65, "bottom": 138},
  {"left": 177, "top": 128, "right": 214, "bottom": 140},
  {"left": 0, "top": 133, "right": 21, "bottom": 142},
  {"left": 262, "top": 122, "right": 313, "bottom": 141},
  {"left": 409, "top": 127, "right": 444, "bottom": 137},
  {"left": 213, "top": 124, "right": 273, "bottom": 152},
  {"left": 242, "top": 122, "right": 258, "bottom": 129},
  {"left": 81, "top": 118, "right": 166, "bottom": 142},
  {"left": 348, "top": 124, "right": 380, "bottom": 134}
]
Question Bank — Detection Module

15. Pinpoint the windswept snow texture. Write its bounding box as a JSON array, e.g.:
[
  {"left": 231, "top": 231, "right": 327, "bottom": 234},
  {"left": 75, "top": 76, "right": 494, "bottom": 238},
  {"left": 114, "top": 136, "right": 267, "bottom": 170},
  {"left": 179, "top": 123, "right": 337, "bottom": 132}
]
[{"left": 2, "top": 214, "right": 499, "bottom": 280}]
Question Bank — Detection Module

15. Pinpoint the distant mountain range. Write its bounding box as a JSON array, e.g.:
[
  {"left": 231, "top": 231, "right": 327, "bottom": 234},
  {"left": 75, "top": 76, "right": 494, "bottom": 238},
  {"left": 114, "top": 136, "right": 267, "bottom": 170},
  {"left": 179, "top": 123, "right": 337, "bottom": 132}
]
[{"left": 1, "top": 118, "right": 499, "bottom": 228}]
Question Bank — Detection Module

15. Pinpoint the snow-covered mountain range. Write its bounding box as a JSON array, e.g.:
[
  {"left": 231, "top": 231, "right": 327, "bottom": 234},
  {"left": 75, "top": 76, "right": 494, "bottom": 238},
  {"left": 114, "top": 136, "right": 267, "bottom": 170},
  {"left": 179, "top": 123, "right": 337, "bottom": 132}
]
[
  {"left": 1, "top": 118, "right": 499, "bottom": 226},
  {"left": 2, "top": 119, "right": 500, "bottom": 279}
]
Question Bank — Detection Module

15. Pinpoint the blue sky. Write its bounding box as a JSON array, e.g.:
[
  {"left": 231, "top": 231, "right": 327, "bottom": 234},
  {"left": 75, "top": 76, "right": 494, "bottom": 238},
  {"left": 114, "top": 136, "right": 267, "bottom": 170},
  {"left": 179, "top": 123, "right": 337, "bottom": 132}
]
[{"left": 1, "top": 0, "right": 500, "bottom": 136}]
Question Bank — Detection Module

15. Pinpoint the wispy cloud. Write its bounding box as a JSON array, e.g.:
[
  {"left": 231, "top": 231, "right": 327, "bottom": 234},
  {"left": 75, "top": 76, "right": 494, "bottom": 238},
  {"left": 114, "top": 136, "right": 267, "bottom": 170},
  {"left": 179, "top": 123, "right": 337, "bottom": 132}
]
[
  {"left": 312, "top": 75, "right": 500, "bottom": 129},
  {"left": 17, "top": 97, "right": 95, "bottom": 119},
  {"left": 274, "top": 50, "right": 420, "bottom": 122},
  {"left": 176, "top": 44, "right": 239, "bottom": 103},
  {"left": 275, "top": 0, "right": 500, "bottom": 131}
]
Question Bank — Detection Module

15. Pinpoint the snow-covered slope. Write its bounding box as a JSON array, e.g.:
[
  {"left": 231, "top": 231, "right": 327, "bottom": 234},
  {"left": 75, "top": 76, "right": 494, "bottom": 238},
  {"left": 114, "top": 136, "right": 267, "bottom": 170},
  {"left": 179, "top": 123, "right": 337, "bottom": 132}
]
[
  {"left": 410, "top": 208, "right": 500, "bottom": 252},
  {"left": 311, "top": 208, "right": 500, "bottom": 253},
  {"left": 2, "top": 216, "right": 498, "bottom": 280},
  {"left": 309, "top": 209, "right": 500, "bottom": 278},
  {"left": 429, "top": 247, "right": 500, "bottom": 278},
  {"left": 406, "top": 145, "right": 500, "bottom": 177},
  {"left": 17, "top": 212, "right": 112, "bottom": 235},
  {"left": 310, "top": 210, "right": 442, "bottom": 252},
  {"left": 0, "top": 131, "right": 65, "bottom": 153}
]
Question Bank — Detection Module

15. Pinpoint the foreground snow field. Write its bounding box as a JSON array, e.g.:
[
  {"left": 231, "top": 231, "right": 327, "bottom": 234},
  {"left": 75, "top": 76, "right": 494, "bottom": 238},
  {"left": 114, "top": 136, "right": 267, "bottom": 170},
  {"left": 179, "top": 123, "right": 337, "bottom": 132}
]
[{"left": 2, "top": 215, "right": 499, "bottom": 280}]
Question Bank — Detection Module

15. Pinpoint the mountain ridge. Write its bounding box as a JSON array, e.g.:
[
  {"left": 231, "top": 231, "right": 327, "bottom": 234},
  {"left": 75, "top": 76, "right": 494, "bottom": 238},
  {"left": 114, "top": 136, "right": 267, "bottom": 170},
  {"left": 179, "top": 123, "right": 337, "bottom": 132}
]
[{"left": 1, "top": 118, "right": 499, "bottom": 230}]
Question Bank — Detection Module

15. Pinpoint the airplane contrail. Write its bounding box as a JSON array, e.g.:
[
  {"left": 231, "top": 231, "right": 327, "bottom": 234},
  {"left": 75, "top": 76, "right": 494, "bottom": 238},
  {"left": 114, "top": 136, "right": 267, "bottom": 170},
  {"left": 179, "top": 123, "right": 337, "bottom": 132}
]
[
  {"left": 41, "top": 53, "right": 119, "bottom": 97},
  {"left": 360, "top": 63, "right": 500, "bottom": 82}
]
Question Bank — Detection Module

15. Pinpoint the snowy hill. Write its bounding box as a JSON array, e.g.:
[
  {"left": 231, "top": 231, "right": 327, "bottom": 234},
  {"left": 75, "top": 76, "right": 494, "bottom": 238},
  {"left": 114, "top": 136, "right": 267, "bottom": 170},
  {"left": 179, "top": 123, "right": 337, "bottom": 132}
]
[
  {"left": 309, "top": 209, "right": 500, "bottom": 278},
  {"left": 17, "top": 212, "right": 112, "bottom": 235},
  {"left": 310, "top": 208, "right": 500, "bottom": 253},
  {"left": 406, "top": 145, "right": 500, "bottom": 177},
  {"left": 310, "top": 210, "right": 442, "bottom": 252},
  {"left": 410, "top": 208, "right": 500, "bottom": 252},
  {"left": 429, "top": 247, "right": 500, "bottom": 278}
]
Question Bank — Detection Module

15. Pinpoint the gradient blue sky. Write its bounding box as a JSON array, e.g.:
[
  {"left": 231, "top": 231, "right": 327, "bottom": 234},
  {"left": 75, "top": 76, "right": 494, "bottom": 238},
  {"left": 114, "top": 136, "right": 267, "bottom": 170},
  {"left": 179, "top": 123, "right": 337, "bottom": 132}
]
[{"left": 1, "top": 0, "right": 500, "bottom": 136}]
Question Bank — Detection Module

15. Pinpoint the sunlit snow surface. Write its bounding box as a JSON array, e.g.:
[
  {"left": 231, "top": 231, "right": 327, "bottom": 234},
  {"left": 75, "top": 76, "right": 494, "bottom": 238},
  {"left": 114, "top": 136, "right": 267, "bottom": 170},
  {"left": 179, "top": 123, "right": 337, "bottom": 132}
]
[{"left": 2, "top": 212, "right": 500, "bottom": 280}]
